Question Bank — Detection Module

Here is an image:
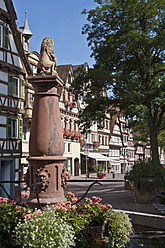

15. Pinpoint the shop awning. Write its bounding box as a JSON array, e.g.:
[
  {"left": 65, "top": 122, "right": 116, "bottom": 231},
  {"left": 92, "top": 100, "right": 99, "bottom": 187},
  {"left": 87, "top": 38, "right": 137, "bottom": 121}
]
[{"left": 81, "top": 152, "right": 111, "bottom": 162}]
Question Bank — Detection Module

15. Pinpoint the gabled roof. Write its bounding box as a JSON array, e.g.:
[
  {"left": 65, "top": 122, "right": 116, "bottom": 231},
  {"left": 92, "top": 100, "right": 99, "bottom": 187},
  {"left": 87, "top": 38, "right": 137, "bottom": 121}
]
[
  {"left": 57, "top": 64, "right": 73, "bottom": 84},
  {"left": 4, "top": 0, "right": 32, "bottom": 75}
]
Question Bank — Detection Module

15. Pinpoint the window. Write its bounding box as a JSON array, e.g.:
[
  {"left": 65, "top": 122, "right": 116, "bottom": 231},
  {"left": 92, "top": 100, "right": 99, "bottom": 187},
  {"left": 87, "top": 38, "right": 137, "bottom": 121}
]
[
  {"left": 12, "top": 119, "right": 17, "bottom": 138},
  {"left": 76, "top": 122, "right": 78, "bottom": 131},
  {"left": 60, "top": 91, "right": 63, "bottom": 101},
  {"left": 24, "top": 40, "right": 28, "bottom": 51},
  {"left": 23, "top": 125, "right": 27, "bottom": 141},
  {"left": 68, "top": 143, "right": 72, "bottom": 153},
  {"left": 7, "top": 117, "right": 23, "bottom": 139},
  {"left": 0, "top": 25, "right": 3, "bottom": 48},
  {"left": 29, "top": 93, "right": 34, "bottom": 107},
  {"left": 68, "top": 75, "right": 71, "bottom": 84},
  {"left": 66, "top": 118, "right": 69, "bottom": 130},
  {"left": 71, "top": 119, "right": 74, "bottom": 130},
  {"left": 4, "top": 26, "right": 9, "bottom": 50},
  {"left": 67, "top": 159, "right": 72, "bottom": 174},
  {"left": 0, "top": 25, "right": 9, "bottom": 49},
  {"left": 13, "top": 77, "right": 19, "bottom": 97},
  {"left": 61, "top": 116, "right": 64, "bottom": 129},
  {"left": 30, "top": 64, "right": 37, "bottom": 74},
  {"left": 116, "top": 165, "right": 120, "bottom": 173},
  {"left": 64, "top": 142, "right": 66, "bottom": 154},
  {"left": 123, "top": 135, "right": 128, "bottom": 142},
  {"left": 65, "top": 91, "right": 68, "bottom": 101},
  {"left": 8, "top": 75, "right": 24, "bottom": 99}
]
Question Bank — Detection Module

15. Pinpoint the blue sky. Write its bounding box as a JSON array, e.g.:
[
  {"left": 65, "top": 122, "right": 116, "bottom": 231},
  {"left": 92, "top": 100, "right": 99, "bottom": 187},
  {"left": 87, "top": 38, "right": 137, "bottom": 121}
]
[{"left": 12, "top": 0, "right": 97, "bottom": 68}]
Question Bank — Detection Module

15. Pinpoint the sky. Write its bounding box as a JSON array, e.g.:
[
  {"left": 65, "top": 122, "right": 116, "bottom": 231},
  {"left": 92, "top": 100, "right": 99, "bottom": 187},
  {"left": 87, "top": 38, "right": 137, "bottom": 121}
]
[{"left": 12, "top": 0, "right": 98, "bottom": 68}]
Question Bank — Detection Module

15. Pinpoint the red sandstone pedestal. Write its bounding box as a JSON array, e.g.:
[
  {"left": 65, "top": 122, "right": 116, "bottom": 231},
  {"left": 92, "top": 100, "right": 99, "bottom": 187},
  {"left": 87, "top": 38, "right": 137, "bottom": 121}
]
[{"left": 26, "top": 75, "right": 68, "bottom": 209}]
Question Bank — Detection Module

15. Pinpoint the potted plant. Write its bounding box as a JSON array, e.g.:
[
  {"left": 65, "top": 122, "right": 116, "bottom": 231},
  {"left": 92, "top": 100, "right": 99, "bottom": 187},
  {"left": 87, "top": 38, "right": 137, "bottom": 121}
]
[
  {"left": 97, "top": 172, "right": 106, "bottom": 179},
  {"left": 108, "top": 166, "right": 111, "bottom": 173},
  {"left": 93, "top": 163, "right": 106, "bottom": 179}
]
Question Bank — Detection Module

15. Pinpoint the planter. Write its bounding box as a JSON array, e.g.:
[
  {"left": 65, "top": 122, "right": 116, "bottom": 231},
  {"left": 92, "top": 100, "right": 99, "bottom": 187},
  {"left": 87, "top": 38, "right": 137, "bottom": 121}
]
[
  {"left": 91, "top": 222, "right": 106, "bottom": 239},
  {"left": 133, "top": 180, "right": 159, "bottom": 203},
  {"left": 97, "top": 173, "right": 105, "bottom": 179}
]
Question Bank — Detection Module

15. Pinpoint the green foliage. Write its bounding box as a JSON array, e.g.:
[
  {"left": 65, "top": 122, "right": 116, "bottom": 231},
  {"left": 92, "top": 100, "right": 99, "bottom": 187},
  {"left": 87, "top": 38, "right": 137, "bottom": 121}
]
[
  {"left": 0, "top": 197, "right": 31, "bottom": 248},
  {"left": 108, "top": 211, "right": 133, "bottom": 248},
  {"left": 73, "top": 0, "right": 165, "bottom": 163},
  {"left": 128, "top": 160, "right": 165, "bottom": 189},
  {"left": 93, "top": 162, "right": 106, "bottom": 173}
]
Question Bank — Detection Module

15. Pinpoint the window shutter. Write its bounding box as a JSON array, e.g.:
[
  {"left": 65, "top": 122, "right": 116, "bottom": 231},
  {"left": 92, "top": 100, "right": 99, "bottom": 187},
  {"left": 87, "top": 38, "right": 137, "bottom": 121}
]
[
  {"left": 8, "top": 74, "right": 13, "bottom": 96},
  {"left": 20, "top": 78, "right": 25, "bottom": 99},
  {"left": 19, "top": 118, "right": 23, "bottom": 139},
  {"left": 7, "top": 117, "right": 12, "bottom": 138},
  {"left": 4, "top": 26, "right": 9, "bottom": 50}
]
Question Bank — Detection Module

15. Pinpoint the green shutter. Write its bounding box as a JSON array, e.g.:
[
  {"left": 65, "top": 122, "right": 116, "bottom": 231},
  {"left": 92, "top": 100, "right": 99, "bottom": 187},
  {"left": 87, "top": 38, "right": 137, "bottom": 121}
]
[
  {"left": 19, "top": 118, "right": 23, "bottom": 139},
  {"left": 4, "top": 26, "right": 9, "bottom": 50},
  {"left": 8, "top": 74, "right": 13, "bottom": 96},
  {"left": 7, "top": 117, "right": 12, "bottom": 138},
  {"left": 20, "top": 78, "right": 25, "bottom": 99}
]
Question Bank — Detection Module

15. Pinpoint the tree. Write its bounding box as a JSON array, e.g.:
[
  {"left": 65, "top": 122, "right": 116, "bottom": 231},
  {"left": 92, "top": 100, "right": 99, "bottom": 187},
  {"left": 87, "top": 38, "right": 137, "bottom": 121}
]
[{"left": 73, "top": 0, "right": 165, "bottom": 164}]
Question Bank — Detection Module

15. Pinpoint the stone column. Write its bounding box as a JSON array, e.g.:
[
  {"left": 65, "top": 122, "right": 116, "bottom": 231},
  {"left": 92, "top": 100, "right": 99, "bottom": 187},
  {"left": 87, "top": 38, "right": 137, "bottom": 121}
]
[{"left": 26, "top": 75, "right": 68, "bottom": 209}]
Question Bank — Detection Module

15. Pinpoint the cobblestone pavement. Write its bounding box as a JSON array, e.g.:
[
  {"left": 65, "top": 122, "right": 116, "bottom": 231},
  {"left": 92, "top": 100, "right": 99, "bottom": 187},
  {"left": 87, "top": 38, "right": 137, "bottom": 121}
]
[{"left": 65, "top": 173, "right": 162, "bottom": 216}]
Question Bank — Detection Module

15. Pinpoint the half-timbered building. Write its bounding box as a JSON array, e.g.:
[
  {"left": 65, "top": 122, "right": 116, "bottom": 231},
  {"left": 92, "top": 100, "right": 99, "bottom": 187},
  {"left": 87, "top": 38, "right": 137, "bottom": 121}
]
[{"left": 0, "top": 0, "right": 31, "bottom": 198}]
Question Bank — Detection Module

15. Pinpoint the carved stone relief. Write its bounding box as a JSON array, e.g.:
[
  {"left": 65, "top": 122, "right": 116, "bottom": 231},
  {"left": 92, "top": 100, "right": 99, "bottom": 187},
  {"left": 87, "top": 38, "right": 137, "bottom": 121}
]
[
  {"left": 61, "top": 168, "right": 70, "bottom": 189},
  {"left": 35, "top": 167, "right": 51, "bottom": 191}
]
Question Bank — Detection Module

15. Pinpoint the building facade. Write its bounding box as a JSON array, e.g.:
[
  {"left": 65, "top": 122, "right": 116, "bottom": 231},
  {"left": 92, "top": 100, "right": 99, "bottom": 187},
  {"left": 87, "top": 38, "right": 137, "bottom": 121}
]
[{"left": 0, "top": 0, "right": 32, "bottom": 198}]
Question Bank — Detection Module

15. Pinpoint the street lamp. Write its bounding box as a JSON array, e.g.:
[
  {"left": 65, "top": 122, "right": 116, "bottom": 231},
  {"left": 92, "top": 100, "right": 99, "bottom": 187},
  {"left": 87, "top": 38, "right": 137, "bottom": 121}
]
[{"left": 84, "top": 147, "right": 89, "bottom": 180}]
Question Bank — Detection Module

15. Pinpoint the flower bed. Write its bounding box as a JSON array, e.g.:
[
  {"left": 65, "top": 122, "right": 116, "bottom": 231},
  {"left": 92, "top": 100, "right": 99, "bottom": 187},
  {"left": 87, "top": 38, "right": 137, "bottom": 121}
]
[{"left": 0, "top": 193, "right": 133, "bottom": 248}]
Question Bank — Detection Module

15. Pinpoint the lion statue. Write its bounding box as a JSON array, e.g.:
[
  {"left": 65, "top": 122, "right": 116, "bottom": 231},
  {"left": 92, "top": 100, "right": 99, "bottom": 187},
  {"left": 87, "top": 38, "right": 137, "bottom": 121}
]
[{"left": 37, "top": 37, "right": 58, "bottom": 75}]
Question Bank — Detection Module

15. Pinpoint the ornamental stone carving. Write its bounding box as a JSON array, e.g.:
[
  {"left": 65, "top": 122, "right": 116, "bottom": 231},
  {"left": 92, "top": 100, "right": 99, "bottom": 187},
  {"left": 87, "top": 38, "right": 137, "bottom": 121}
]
[
  {"left": 61, "top": 168, "right": 70, "bottom": 189},
  {"left": 37, "top": 37, "right": 58, "bottom": 76},
  {"left": 35, "top": 167, "right": 51, "bottom": 191}
]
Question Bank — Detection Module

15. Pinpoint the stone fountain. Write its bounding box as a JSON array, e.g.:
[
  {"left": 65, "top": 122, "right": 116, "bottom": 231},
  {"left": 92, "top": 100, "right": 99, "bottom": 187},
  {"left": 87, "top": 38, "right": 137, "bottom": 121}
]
[{"left": 26, "top": 37, "right": 69, "bottom": 209}]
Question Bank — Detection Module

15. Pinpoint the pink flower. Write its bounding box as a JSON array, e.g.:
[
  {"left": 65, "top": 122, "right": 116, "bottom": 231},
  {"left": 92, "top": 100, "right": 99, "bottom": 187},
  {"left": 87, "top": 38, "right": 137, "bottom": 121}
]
[
  {"left": 16, "top": 206, "right": 21, "bottom": 210},
  {"left": 67, "top": 192, "right": 75, "bottom": 197},
  {"left": 85, "top": 205, "right": 91, "bottom": 209},
  {"left": 71, "top": 197, "right": 78, "bottom": 203},
  {"left": 24, "top": 214, "right": 31, "bottom": 219},
  {"left": 107, "top": 204, "right": 112, "bottom": 208}
]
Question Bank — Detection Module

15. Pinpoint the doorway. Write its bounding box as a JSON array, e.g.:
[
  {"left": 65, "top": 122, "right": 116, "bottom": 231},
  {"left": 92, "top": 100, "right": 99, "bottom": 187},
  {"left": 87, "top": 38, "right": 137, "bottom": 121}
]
[
  {"left": 74, "top": 158, "right": 79, "bottom": 176},
  {"left": 0, "top": 159, "right": 15, "bottom": 199}
]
